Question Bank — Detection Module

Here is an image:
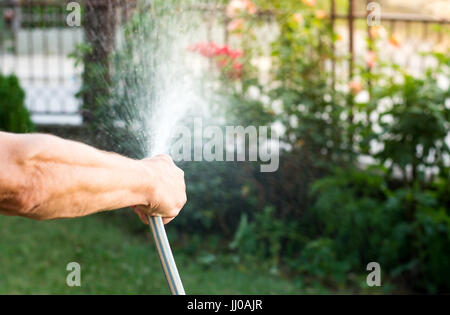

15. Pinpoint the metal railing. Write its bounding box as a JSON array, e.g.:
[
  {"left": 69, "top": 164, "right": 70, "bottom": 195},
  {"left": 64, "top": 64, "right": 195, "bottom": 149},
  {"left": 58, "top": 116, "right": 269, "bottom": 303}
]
[
  {"left": 330, "top": 0, "right": 449, "bottom": 84},
  {"left": 0, "top": 0, "right": 448, "bottom": 124},
  {"left": 0, "top": 0, "right": 135, "bottom": 124}
]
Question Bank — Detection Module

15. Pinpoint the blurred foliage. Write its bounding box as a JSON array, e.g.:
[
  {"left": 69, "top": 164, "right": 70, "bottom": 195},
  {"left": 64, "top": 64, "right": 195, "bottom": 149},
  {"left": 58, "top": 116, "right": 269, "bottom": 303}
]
[
  {"left": 309, "top": 167, "right": 450, "bottom": 293},
  {"left": 200, "top": 1, "right": 450, "bottom": 293},
  {"left": 176, "top": 160, "right": 259, "bottom": 237},
  {"left": 372, "top": 65, "right": 450, "bottom": 184},
  {"left": 1, "top": 0, "right": 447, "bottom": 295},
  {"left": 80, "top": 0, "right": 449, "bottom": 293},
  {"left": 0, "top": 73, "right": 34, "bottom": 133}
]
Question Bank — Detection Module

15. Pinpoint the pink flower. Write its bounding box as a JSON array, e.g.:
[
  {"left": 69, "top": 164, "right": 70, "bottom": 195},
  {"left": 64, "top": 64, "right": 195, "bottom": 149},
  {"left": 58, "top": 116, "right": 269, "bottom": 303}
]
[
  {"left": 389, "top": 34, "right": 401, "bottom": 48},
  {"left": 215, "top": 46, "right": 229, "bottom": 56},
  {"left": 226, "top": 0, "right": 257, "bottom": 18},
  {"left": 302, "top": 0, "right": 316, "bottom": 7},
  {"left": 369, "top": 25, "right": 387, "bottom": 39},
  {"left": 315, "top": 10, "right": 326, "bottom": 19},
  {"left": 293, "top": 13, "right": 303, "bottom": 24},
  {"left": 214, "top": 45, "right": 243, "bottom": 59},
  {"left": 245, "top": 0, "right": 257, "bottom": 14},
  {"left": 226, "top": 0, "right": 246, "bottom": 17},
  {"left": 365, "top": 51, "right": 377, "bottom": 68},
  {"left": 349, "top": 81, "right": 363, "bottom": 95},
  {"left": 228, "top": 49, "right": 244, "bottom": 59},
  {"left": 187, "top": 42, "right": 220, "bottom": 58},
  {"left": 227, "top": 18, "right": 245, "bottom": 32}
]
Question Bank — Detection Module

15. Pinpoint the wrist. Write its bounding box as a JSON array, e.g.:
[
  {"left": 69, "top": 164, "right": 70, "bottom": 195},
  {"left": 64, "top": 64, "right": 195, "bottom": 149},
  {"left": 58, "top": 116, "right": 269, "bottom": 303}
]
[{"left": 135, "top": 159, "right": 155, "bottom": 207}]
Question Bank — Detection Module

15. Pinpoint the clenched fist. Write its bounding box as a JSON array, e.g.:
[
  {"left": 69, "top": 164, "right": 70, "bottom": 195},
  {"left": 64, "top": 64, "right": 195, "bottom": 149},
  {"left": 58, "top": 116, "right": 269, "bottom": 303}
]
[{"left": 133, "top": 154, "right": 187, "bottom": 224}]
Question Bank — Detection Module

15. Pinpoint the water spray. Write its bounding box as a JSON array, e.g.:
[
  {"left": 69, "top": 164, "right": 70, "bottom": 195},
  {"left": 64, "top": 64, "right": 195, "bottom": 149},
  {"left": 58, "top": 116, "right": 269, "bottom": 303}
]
[
  {"left": 107, "top": 1, "right": 204, "bottom": 295},
  {"left": 147, "top": 214, "right": 185, "bottom": 295}
]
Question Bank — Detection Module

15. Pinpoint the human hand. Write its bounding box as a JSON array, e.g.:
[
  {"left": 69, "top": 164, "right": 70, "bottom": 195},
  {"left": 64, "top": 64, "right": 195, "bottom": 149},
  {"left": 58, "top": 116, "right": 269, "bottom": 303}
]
[{"left": 133, "top": 154, "right": 186, "bottom": 224}]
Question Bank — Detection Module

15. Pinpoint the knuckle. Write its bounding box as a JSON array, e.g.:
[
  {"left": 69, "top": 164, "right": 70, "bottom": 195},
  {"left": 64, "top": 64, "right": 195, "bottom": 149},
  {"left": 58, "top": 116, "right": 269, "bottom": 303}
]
[
  {"left": 155, "top": 154, "right": 172, "bottom": 164},
  {"left": 162, "top": 154, "right": 173, "bottom": 162},
  {"left": 177, "top": 202, "right": 183, "bottom": 210},
  {"left": 171, "top": 209, "right": 180, "bottom": 217}
]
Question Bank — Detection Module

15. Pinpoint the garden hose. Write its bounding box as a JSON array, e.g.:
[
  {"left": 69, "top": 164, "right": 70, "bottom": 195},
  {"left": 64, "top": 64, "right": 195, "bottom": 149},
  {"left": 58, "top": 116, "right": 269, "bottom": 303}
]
[{"left": 147, "top": 214, "right": 185, "bottom": 295}]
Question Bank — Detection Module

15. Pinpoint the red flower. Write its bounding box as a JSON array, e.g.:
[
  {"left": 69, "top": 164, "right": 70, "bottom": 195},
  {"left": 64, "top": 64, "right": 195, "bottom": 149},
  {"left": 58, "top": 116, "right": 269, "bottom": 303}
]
[
  {"left": 228, "top": 48, "right": 244, "bottom": 59},
  {"left": 188, "top": 42, "right": 243, "bottom": 60},
  {"left": 215, "top": 46, "right": 230, "bottom": 56},
  {"left": 188, "top": 42, "right": 244, "bottom": 80},
  {"left": 365, "top": 51, "right": 377, "bottom": 68},
  {"left": 187, "top": 42, "right": 220, "bottom": 58}
]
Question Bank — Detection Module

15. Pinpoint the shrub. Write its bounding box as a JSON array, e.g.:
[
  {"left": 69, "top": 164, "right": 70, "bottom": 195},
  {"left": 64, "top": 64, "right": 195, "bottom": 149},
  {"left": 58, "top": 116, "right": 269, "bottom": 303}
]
[
  {"left": 297, "top": 238, "right": 352, "bottom": 285},
  {"left": 0, "top": 73, "right": 34, "bottom": 133},
  {"left": 310, "top": 167, "right": 450, "bottom": 292},
  {"left": 230, "top": 206, "right": 300, "bottom": 270}
]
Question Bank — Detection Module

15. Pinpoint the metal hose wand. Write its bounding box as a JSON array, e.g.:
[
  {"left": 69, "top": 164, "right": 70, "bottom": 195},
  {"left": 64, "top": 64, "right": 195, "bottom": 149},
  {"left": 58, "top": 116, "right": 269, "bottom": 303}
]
[{"left": 147, "top": 214, "right": 185, "bottom": 295}]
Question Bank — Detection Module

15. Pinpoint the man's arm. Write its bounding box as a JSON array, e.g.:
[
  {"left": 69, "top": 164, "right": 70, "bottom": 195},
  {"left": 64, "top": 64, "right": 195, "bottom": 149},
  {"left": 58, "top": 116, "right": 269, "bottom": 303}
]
[{"left": 0, "top": 132, "right": 186, "bottom": 224}]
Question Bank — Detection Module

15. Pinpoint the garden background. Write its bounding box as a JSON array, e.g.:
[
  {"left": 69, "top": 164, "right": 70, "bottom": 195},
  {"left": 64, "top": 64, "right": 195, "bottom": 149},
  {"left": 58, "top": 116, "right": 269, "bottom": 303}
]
[{"left": 0, "top": 0, "right": 449, "bottom": 294}]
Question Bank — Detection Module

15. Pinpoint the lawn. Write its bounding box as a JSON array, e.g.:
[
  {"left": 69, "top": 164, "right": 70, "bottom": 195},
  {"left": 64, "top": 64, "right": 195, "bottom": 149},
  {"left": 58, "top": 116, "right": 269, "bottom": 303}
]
[{"left": 0, "top": 213, "right": 300, "bottom": 294}]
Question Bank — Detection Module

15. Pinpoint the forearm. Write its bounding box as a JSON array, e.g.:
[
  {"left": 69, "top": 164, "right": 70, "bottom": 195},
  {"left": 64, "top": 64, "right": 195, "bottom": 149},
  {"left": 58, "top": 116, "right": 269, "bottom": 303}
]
[{"left": 0, "top": 132, "right": 152, "bottom": 220}]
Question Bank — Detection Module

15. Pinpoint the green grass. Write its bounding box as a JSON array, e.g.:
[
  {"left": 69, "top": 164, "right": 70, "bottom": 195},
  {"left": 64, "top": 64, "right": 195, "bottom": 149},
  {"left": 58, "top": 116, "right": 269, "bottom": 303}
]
[{"left": 0, "top": 214, "right": 300, "bottom": 294}]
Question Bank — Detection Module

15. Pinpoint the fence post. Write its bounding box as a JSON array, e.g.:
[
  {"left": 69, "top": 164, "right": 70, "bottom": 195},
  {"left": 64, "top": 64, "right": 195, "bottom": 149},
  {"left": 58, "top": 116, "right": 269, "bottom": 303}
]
[
  {"left": 347, "top": 0, "right": 355, "bottom": 146},
  {"left": 366, "top": 0, "right": 372, "bottom": 99},
  {"left": 348, "top": 0, "right": 354, "bottom": 81},
  {"left": 330, "top": 0, "right": 336, "bottom": 92},
  {"left": 12, "top": 0, "right": 21, "bottom": 55}
]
